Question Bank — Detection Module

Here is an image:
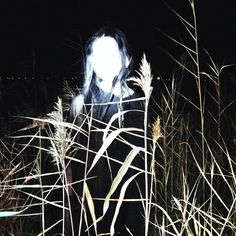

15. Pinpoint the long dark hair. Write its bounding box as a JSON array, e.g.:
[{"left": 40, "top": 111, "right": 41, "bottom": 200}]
[
  {"left": 70, "top": 26, "right": 133, "bottom": 121},
  {"left": 83, "top": 26, "right": 132, "bottom": 99}
]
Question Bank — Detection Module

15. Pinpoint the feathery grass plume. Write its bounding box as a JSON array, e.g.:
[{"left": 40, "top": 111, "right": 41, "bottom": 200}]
[
  {"left": 46, "top": 97, "right": 75, "bottom": 235},
  {"left": 128, "top": 54, "right": 153, "bottom": 99},
  {"left": 129, "top": 54, "right": 153, "bottom": 236},
  {"left": 47, "top": 97, "right": 72, "bottom": 166},
  {"left": 62, "top": 80, "right": 76, "bottom": 112},
  {"left": 151, "top": 117, "right": 163, "bottom": 144}
]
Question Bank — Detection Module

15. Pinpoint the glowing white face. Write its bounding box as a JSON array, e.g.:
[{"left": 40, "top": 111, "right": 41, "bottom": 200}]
[{"left": 91, "top": 36, "right": 122, "bottom": 83}]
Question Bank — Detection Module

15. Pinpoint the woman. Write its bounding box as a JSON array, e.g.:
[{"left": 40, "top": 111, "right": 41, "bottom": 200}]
[{"left": 69, "top": 26, "right": 146, "bottom": 236}]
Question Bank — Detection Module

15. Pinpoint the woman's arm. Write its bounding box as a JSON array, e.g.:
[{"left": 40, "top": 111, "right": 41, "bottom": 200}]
[{"left": 69, "top": 94, "right": 84, "bottom": 121}]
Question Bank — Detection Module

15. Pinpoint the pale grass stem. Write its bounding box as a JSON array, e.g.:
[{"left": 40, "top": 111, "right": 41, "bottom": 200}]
[{"left": 129, "top": 54, "right": 153, "bottom": 236}]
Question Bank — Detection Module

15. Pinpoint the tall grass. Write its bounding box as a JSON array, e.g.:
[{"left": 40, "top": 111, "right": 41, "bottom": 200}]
[
  {"left": 0, "top": 0, "right": 236, "bottom": 235},
  {"left": 149, "top": 1, "right": 236, "bottom": 235}
]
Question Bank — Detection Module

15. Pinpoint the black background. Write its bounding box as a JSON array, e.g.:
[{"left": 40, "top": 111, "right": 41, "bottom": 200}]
[
  {"left": 0, "top": 0, "right": 236, "bottom": 121},
  {"left": 1, "top": 0, "right": 236, "bottom": 77}
]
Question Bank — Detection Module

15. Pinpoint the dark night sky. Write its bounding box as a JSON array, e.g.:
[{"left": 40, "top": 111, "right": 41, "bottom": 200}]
[{"left": 0, "top": 0, "right": 236, "bottom": 77}]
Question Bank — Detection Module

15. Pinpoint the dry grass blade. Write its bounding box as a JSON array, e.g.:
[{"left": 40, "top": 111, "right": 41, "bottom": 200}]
[
  {"left": 110, "top": 172, "right": 140, "bottom": 236},
  {"left": 88, "top": 127, "right": 142, "bottom": 174},
  {"left": 102, "top": 110, "right": 130, "bottom": 141},
  {"left": 37, "top": 219, "right": 63, "bottom": 236},
  {"left": 151, "top": 202, "right": 181, "bottom": 236},
  {"left": 0, "top": 209, "right": 26, "bottom": 218},
  {"left": 84, "top": 182, "right": 97, "bottom": 234},
  {"left": 99, "top": 146, "right": 142, "bottom": 222},
  {"left": 186, "top": 142, "right": 229, "bottom": 211}
]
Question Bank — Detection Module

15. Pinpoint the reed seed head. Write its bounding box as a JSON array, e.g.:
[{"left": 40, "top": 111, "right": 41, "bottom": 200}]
[
  {"left": 128, "top": 54, "right": 153, "bottom": 98},
  {"left": 151, "top": 117, "right": 163, "bottom": 143}
]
